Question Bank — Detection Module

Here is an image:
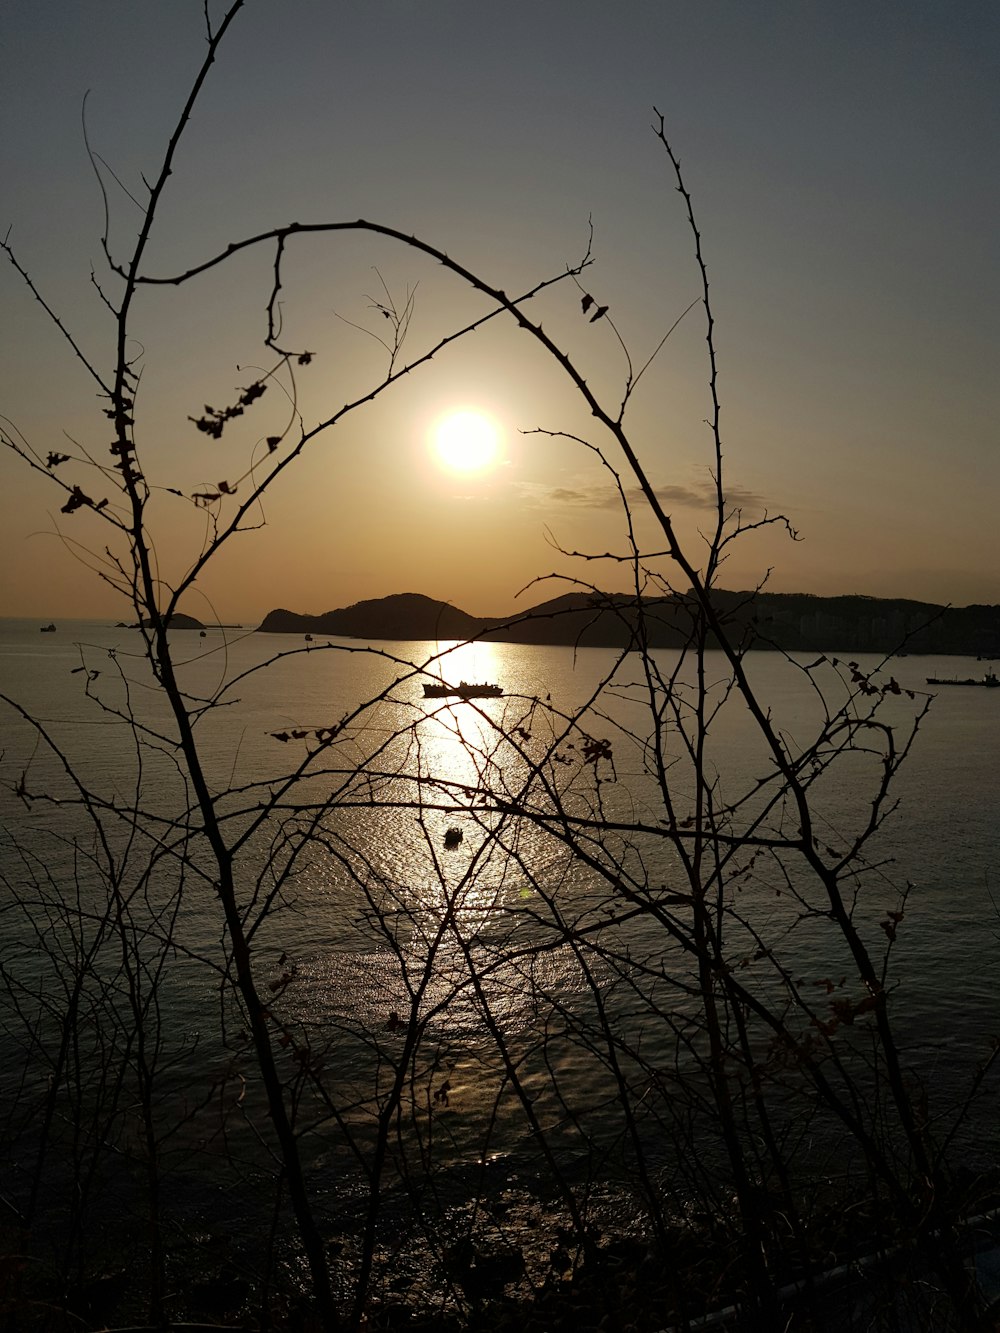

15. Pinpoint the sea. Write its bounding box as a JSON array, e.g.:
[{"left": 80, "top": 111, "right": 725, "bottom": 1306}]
[{"left": 1, "top": 616, "right": 998, "bottom": 1260}]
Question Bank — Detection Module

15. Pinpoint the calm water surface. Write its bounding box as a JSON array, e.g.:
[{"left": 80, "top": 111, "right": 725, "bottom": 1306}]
[{"left": 1, "top": 617, "right": 998, "bottom": 1208}]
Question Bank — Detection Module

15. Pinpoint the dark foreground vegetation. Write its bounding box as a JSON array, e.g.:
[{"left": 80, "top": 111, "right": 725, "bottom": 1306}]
[{"left": 2, "top": 5, "right": 998, "bottom": 1330}]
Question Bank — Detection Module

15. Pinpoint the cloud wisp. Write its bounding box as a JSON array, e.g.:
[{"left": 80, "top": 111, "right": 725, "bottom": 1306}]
[{"left": 522, "top": 479, "right": 771, "bottom": 515}]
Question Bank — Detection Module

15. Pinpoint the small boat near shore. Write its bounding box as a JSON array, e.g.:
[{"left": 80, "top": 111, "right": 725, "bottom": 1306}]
[
  {"left": 423, "top": 680, "right": 503, "bottom": 700},
  {"left": 39, "top": 623, "right": 56, "bottom": 633},
  {"left": 926, "top": 672, "right": 999, "bottom": 688}
]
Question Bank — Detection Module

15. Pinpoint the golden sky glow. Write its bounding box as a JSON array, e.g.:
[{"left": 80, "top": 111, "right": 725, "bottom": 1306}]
[{"left": 0, "top": 4, "right": 997, "bottom": 623}]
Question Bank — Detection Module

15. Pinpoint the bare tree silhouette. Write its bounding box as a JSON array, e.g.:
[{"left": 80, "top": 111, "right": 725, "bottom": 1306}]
[{"left": 1, "top": 6, "right": 994, "bottom": 1330}]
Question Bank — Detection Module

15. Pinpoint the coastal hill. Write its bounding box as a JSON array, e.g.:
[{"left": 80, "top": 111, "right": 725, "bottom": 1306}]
[
  {"left": 258, "top": 593, "right": 483, "bottom": 641},
  {"left": 258, "top": 590, "right": 999, "bottom": 657}
]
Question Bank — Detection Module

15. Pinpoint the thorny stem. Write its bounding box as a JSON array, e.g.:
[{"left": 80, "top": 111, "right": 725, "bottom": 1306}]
[{"left": 2, "top": 7, "right": 987, "bottom": 1328}]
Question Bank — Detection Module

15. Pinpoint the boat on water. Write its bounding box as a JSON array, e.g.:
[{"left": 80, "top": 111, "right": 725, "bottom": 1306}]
[
  {"left": 926, "top": 672, "right": 999, "bottom": 689},
  {"left": 39, "top": 623, "right": 56, "bottom": 633},
  {"left": 423, "top": 680, "right": 503, "bottom": 700}
]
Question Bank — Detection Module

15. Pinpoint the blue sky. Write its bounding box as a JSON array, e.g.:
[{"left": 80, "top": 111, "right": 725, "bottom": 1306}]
[{"left": 1, "top": 1, "right": 997, "bottom": 620}]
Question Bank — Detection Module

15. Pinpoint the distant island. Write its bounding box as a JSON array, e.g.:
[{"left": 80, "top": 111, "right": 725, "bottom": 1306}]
[
  {"left": 118, "top": 616, "right": 243, "bottom": 630},
  {"left": 257, "top": 590, "right": 1000, "bottom": 657},
  {"left": 138, "top": 613, "right": 205, "bottom": 630}
]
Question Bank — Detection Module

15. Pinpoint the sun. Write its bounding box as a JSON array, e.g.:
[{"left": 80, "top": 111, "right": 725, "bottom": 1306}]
[{"left": 430, "top": 409, "right": 502, "bottom": 474}]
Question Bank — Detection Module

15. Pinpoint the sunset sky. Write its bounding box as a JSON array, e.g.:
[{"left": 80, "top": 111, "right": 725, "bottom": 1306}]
[{"left": 1, "top": 1, "right": 997, "bottom": 623}]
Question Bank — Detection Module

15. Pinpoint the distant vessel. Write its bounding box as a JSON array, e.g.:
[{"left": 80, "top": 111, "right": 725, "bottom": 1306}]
[
  {"left": 423, "top": 680, "right": 503, "bottom": 700},
  {"left": 926, "top": 672, "right": 999, "bottom": 689},
  {"left": 40, "top": 623, "right": 56, "bottom": 633}
]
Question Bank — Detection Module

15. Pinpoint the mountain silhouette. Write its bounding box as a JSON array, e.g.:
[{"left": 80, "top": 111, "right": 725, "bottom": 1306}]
[{"left": 257, "top": 590, "right": 999, "bottom": 656}]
